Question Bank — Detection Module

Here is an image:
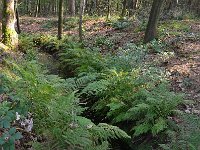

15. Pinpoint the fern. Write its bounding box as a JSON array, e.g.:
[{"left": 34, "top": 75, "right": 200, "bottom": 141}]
[
  {"left": 81, "top": 79, "right": 110, "bottom": 95},
  {"left": 160, "top": 114, "right": 200, "bottom": 150}
]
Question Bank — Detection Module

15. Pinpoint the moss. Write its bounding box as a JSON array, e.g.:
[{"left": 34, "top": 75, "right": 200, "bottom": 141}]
[
  {"left": 2, "top": 0, "right": 18, "bottom": 49},
  {"left": 2, "top": 28, "right": 17, "bottom": 49}
]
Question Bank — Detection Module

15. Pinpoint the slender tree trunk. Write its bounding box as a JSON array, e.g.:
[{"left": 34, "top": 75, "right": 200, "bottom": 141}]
[
  {"left": 133, "top": 0, "right": 139, "bottom": 10},
  {"left": 2, "top": 0, "right": 18, "bottom": 49},
  {"left": 121, "top": 0, "right": 127, "bottom": 18},
  {"left": 34, "top": 0, "right": 40, "bottom": 17},
  {"left": 79, "top": 0, "right": 85, "bottom": 42},
  {"left": 131, "top": 0, "right": 139, "bottom": 16},
  {"left": 106, "top": 0, "right": 111, "bottom": 20},
  {"left": 15, "top": 0, "right": 21, "bottom": 34},
  {"left": 26, "top": 0, "right": 29, "bottom": 14},
  {"left": 69, "top": 0, "right": 76, "bottom": 16},
  {"left": 58, "top": 0, "right": 64, "bottom": 40},
  {"left": 144, "top": 0, "right": 164, "bottom": 43}
]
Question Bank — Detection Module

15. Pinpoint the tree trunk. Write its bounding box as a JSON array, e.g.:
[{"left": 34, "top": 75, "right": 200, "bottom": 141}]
[
  {"left": 144, "top": 0, "right": 164, "bottom": 43},
  {"left": 121, "top": 0, "right": 127, "bottom": 18},
  {"left": 58, "top": 0, "right": 64, "bottom": 40},
  {"left": 34, "top": 0, "right": 40, "bottom": 17},
  {"left": 2, "top": 0, "right": 18, "bottom": 49},
  {"left": 69, "top": 0, "right": 76, "bottom": 16},
  {"left": 15, "top": 0, "right": 21, "bottom": 34},
  {"left": 132, "top": 0, "right": 139, "bottom": 16},
  {"left": 106, "top": 0, "right": 111, "bottom": 20},
  {"left": 79, "top": 0, "right": 85, "bottom": 42}
]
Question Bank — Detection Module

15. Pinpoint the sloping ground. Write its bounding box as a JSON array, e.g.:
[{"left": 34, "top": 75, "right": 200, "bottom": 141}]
[
  {"left": 19, "top": 17, "right": 144, "bottom": 47},
  {"left": 19, "top": 17, "right": 200, "bottom": 114},
  {"left": 166, "top": 22, "right": 200, "bottom": 115}
]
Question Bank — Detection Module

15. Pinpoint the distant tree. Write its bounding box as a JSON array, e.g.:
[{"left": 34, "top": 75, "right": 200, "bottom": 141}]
[
  {"left": 121, "top": 0, "right": 127, "bottom": 18},
  {"left": 69, "top": 0, "right": 76, "bottom": 16},
  {"left": 2, "top": 0, "right": 18, "bottom": 49},
  {"left": 106, "top": 0, "right": 111, "bottom": 20},
  {"left": 58, "top": 0, "right": 64, "bottom": 40},
  {"left": 79, "top": 0, "right": 85, "bottom": 42},
  {"left": 144, "top": 0, "right": 164, "bottom": 43},
  {"left": 34, "top": 0, "right": 40, "bottom": 17},
  {"left": 15, "top": 0, "right": 21, "bottom": 34}
]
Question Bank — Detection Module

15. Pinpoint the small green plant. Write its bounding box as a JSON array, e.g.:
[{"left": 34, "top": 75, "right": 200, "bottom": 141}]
[
  {"left": 135, "top": 21, "right": 147, "bottom": 32},
  {"left": 41, "top": 20, "right": 57, "bottom": 29},
  {"left": 64, "top": 17, "right": 79, "bottom": 30},
  {"left": 160, "top": 114, "right": 200, "bottom": 150},
  {"left": 0, "top": 81, "right": 23, "bottom": 150},
  {"left": 111, "top": 20, "right": 131, "bottom": 30},
  {"left": 147, "top": 39, "right": 167, "bottom": 53},
  {"left": 95, "top": 36, "right": 114, "bottom": 50},
  {"left": 11, "top": 35, "right": 187, "bottom": 149},
  {"left": 58, "top": 41, "right": 183, "bottom": 148},
  {"left": 1, "top": 46, "right": 130, "bottom": 149}
]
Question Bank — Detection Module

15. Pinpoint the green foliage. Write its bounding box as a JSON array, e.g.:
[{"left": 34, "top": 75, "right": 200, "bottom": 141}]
[
  {"left": 33, "top": 34, "right": 61, "bottom": 54},
  {"left": 159, "top": 20, "right": 190, "bottom": 37},
  {"left": 0, "top": 126, "right": 22, "bottom": 150},
  {"left": 40, "top": 17, "right": 79, "bottom": 30},
  {"left": 41, "top": 19, "right": 57, "bottom": 29},
  {"left": 58, "top": 41, "right": 183, "bottom": 147},
  {"left": 1, "top": 48, "right": 130, "bottom": 149},
  {"left": 135, "top": 21, "right": 147, "bottom": 32},
  {"left": 160, "top": 114, "right": 200, "bottom": 150},
  {"left": 107, "top": 19, "right": 131, "bottom": 30},
  {"left": 2, "top": 33, "right": 189, "bottom": 149},
  {"left": 0, "top": 78, "right": 23, "bottom": 150},
  {"left": 64, "top": 17, "right": 79, "bottom": 30},
  {"left": 95, "top": 36, "right": 114, "bottom": 50},
  {"left": 146, "top": 39, "right": 167, "bottom": 53},
  {"left": 59, "top": 46, "right": 107, "bottom": 75}
]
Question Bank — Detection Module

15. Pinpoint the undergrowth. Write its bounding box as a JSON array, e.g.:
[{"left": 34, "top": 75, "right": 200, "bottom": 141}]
[
  {"left": 53, "top": 36, "right": 185, "bottom": 148},
  {"left": 1, "top": 34, "right": 199, "bottom": 150},
  {"left": 0, "top": 37, "right": 130, "bottom": 149}
]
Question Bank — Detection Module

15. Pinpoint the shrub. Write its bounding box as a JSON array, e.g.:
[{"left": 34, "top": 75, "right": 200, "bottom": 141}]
[
  {"left": 58, "top": 41, "right": 183, "bottom": 148},
  {"left": 1, "top": 50, "right": 130, "bottom": 149},
  {"left": 160, "top": 114, "right": 200, "bottom": 150},
  {"left": 20, "top": 37, "right": 186, "bottom": 149}
]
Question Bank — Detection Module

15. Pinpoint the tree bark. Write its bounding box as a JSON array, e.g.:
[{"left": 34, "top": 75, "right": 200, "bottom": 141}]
[
  {"left": 79, "top": 0, "right": 85, "bottom": 42},
  {"left": 58, "top": 0, "right": 64, "bottom": 40},
  {"left": 106, "top": 0, "right": 111, "bottom": 20},
  {"left": 144, "top": 0, "right": 164, "bottom": 43},
  {"left": 69, "top": 0, "right": 75, "bottom": 16},
  {"left": 2, "top": 0, "right": 18, "bottom": 49},
  {"left": 15, "top": 0, "right": 21, "bottom": 34},
  {"left": 34, "top": 0, "right": 40, "bottom": 17},
  {"left": 121, "top": 0, "right": 127, "bottom": 18}
]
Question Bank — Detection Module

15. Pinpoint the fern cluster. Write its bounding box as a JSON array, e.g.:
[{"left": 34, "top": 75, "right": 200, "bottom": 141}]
[
  {"left": 1, "top": 49, "right": 130, "bottom": 149},
  {"left": 11, "top": 34, "right": 196, "bottom": 149},
  {"left": 57, "top": 41, "right": 185, "bottom": 148},
  {"left": 160, "top": 114, "right": 200, "bottom": 150}
]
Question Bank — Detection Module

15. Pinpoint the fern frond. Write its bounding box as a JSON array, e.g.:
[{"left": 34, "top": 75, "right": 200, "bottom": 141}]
[
  {"left": 133, "top": 123, "right": 151, "bottom": 136},
  {"left": 81, "top": 80, "right": 110, "bottom": 95},
  {"left": 94, "top": 123, "right": 131, "bottom": 141}
]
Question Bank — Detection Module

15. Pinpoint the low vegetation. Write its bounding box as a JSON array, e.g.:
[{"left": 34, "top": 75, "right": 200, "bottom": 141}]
[{"left": 1, "top": 0, "right": 200, "bottom": 149}]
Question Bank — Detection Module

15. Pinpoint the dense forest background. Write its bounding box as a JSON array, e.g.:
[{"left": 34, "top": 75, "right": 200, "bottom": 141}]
[{"left": 0, "top": 0, "right": 200, "bottom": 150}]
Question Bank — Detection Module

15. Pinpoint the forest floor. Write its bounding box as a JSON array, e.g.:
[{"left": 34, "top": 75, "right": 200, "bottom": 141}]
[
  {"left": 0, "top": 16, "right": 199, "bottom": 150},
  {"left": 19, "top": 16, "right": 200, "bottom": 115}
]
